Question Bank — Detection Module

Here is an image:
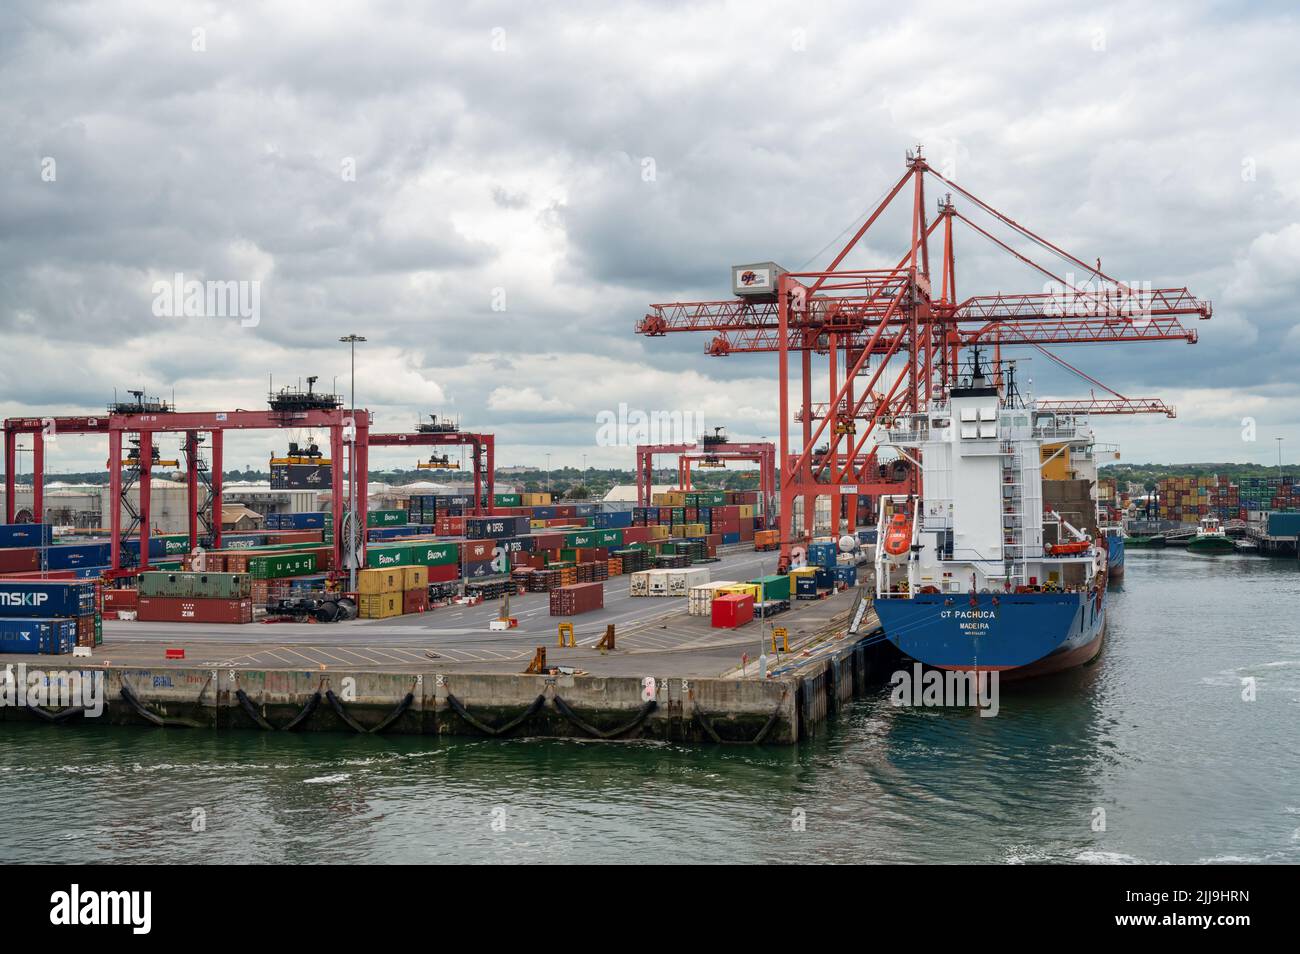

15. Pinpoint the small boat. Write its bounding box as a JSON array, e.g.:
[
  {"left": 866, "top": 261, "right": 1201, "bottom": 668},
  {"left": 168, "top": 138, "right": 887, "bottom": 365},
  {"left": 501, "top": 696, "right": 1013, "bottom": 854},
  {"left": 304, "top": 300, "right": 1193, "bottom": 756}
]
[
  {"left": 883, "top": 512, "right": 913, "bottom": 557},
  {"left": 1187, "top": 515, "right": 1234, "bottom": 554},
  {"left": 1124, "top": 534, "right": 1166, "bottom": 548}
]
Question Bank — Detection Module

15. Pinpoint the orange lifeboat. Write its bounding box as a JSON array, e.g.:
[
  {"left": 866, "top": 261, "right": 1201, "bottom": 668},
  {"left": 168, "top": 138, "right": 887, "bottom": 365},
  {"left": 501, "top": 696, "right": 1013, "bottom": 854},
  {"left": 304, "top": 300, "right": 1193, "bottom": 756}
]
[
  {"left": 883, "top": 512, "right": 913, "bottom": 556},
  {"left": 1046, "top": 540, "right": 1091, "bottom": 556}
]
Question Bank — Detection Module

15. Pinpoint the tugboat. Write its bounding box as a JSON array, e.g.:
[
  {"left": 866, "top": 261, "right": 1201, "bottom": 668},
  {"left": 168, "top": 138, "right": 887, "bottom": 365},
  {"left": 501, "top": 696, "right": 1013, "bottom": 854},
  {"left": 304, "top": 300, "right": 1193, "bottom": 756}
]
[
  {"left": 1187, "top": 514, "right": 1234, "bottom": 554},
  {"left": 873, "top": 350, "right": 1108, "bottom": 679},
  {"left": 1124, "top": 533, "right": 1167, "bottom": 548}
]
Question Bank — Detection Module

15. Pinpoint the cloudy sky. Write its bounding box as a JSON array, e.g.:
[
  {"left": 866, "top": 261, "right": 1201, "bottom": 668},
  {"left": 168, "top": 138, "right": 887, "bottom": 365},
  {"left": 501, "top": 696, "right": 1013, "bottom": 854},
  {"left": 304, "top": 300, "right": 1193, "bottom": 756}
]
[{"left": 2, "top": 0, "right": 1297, "bottom": 474}]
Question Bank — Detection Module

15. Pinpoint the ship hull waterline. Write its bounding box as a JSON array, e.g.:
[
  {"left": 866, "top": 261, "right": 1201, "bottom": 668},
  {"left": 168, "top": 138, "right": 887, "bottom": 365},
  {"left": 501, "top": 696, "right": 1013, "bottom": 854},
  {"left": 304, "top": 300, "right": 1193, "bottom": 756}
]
[{"left": 874, "top": 589, "right": 1107, "bottom": 681}]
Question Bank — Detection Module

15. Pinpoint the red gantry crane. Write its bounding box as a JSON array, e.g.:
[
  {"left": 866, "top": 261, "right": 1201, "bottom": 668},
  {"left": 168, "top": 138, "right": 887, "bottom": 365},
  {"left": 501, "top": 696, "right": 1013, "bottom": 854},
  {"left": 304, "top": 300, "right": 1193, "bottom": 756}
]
[
  {"left": 368, "top": 415, "right": 497, "bottom": 515},
  {"left": 635, "top": 427, "right": 777, "bottom": 525},
  {"left": 637, "top": 148, "right": 1210, "bottom": 571},
  {"left": 5, "top": 385, "right": 369, "bottom": 577}
]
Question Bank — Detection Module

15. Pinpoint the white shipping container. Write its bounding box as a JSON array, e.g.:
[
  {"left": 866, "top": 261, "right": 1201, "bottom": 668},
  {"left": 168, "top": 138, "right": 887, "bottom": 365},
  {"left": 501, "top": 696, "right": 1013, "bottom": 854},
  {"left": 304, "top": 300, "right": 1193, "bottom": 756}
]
[
  {"left": 687, "top": 580, "right": 738, "bottom": 616},
  {"left": 648, "top": 569, "right": 673, "bottom": 596},
  {"left": 667, "top": 567, "right": 710, "bottom": 596},
  {"left": 629, "top": 568, "right": 671, "bottom": 597}
]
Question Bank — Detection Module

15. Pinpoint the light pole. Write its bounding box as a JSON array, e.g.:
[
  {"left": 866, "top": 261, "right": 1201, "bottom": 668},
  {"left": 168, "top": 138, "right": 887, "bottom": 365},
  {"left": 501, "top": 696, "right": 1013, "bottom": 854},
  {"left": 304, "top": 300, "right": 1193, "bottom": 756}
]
[
  {"left": 339, "top": 334, "right": 366, "bottom": 591},
  {"left": 545, "top": 453, "right": 552, "bottom": 494},
  {"left": 1278, "top": 437, "right": 1284, "bottom": 471}
]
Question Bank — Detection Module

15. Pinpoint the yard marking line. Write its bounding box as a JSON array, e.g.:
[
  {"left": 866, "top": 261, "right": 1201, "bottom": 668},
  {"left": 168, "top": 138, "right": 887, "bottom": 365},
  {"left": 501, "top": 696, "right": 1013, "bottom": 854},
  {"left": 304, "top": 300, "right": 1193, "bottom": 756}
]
[
  {"left": 366, "top": 646, "right": 413, "bottom": 663},
  {"left": 335, "top": 648, "right": 382, "bottom": 665},
  {"left": 309, "top": 647, "right": 355, "bottom": 664},
  {"left": 387, "top": 648, "right": 432, "bottom": 662},
  {"left": 280, "top": 646, "right": 327, "bottom": 665}
]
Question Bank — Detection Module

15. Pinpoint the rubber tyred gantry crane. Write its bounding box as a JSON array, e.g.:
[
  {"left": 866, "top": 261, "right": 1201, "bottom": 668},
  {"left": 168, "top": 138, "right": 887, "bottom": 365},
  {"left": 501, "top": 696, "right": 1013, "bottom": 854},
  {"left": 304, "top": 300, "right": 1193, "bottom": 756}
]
[
  {"left": 635, "top": 427, "right": 776, "bottom": 525},
  {"left": 5, "top": 390, "right": 369, "bottom": 577},
  {"left": 637, "top": 148, "right": 1211, "bottom": 571},
  {"left": 368, "top": 415, "right": 496, "bottom": 515}
]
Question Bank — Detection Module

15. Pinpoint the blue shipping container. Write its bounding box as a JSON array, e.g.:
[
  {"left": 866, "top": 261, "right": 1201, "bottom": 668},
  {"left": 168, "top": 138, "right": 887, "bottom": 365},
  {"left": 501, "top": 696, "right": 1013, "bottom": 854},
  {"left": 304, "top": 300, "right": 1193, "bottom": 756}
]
[
  {"left": 45, "top": 543, "right": 112, "bottom": 570},
  {"left": 808, "top": 543, "right": 838, "bottom": 568},
  {"left": 462, "top": 559, "right": 499, "bottom": 579},
  {"left": 465, "top": 516, "right": 531, "bottom": 540},
  {"left": 1266, "top": 512, "right": 1300, "bottom": 537},
  {"left": 0, "top": 618, "right": 77, "bottom": 655},
  {"left": 0, "top": 523, "right": 52, "bottom": 548},
  {"left": 0, "top": 580, "right": 97, "bottom": 618}
]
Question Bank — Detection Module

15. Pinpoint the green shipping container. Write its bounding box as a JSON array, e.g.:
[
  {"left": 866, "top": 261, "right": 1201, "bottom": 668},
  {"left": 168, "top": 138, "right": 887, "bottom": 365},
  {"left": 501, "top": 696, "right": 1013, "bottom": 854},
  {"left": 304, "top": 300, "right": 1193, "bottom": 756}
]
[
  {"left": 248, "top": 553, "right": 318, "bottom": 579},
  {"left": 493, "top": 493, "right": 522, "bottom": 507},
  {"left": 749, "top": 574, "right": 791, "bottom": 602},
  {"left": 366, "top": 544, "right": 414, "bottom": 568},
  {"left": 367, "top": 510, "right": 408, "bottom": 527},
  {"left": 152, "top": 534, "right": 193, "bottom": 556},
  {"left": 563, "top": 529, "right": 624, "bottom": 549},
  {"left": 139, "top": 571, "right": 252, "bottom": 599},
  {"left": 411, "top": 541, "right": 459, "bottom": 566}
]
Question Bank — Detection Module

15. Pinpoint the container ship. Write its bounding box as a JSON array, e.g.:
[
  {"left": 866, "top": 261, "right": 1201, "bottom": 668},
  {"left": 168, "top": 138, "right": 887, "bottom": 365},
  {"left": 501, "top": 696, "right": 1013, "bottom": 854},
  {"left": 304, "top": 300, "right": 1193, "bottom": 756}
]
[{"left": 872, "top": 353, "right": 1109, "bottom": 679}]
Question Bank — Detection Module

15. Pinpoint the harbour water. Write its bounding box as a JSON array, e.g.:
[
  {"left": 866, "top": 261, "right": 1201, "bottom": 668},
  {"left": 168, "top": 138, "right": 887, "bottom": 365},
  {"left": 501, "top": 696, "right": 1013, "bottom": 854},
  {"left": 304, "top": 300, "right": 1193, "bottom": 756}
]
[{"left": 2, "top": 549, "right": 1297, "bottom": 864}]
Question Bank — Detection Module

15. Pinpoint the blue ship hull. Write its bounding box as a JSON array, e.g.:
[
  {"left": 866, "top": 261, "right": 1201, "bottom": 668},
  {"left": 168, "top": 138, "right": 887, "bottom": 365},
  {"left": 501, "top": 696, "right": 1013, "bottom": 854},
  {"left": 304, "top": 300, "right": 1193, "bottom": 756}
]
[
  {"left": 1107, "top": 533, "right": 1125, "bottom": 579},
  {"left": 874, "top": 588, "right": 1107, "bottom": 678}
]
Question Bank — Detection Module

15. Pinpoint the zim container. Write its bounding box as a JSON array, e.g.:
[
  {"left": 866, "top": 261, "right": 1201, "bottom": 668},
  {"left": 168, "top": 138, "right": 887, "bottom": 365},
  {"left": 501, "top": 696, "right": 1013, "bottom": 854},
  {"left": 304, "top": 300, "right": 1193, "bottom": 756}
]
[{"left": 136, "top": 596, "right": 254, "bottom": 624}]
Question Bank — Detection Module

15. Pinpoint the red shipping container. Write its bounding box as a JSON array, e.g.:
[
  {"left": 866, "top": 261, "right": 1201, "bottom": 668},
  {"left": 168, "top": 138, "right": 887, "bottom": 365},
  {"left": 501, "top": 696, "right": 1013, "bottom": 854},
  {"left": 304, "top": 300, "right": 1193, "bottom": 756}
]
[
  {"left": 103, "top": 588, "right": 139, "bottom": 609},
  {"left": 261, "top": 530, "right": 324, "bottom": 544},
  {"left": 437, "top": 516, "right": 465, "bottom": 536},
  {"left": 711, "top": 593, "right": 754, "bottom": 629},
  {"left": 0, "top": 569, "right": 77, "bottom": 580},
  {"left": 549, "top": 581, "right": 604, "bottom": 616},
  {"left": 427, "top": 563, "right": 459, "bottom": 583},
  {"left": 461, "top": 539, "right": 494, "bottom": 562},
  {"left": 553, "top": 505, "right": 576, "bottom": 518},
  {"left": 0, "top": 548, "right": 40, "bottom": 573},
  {"left": 531, "top": 533, "right": 566, "bottom": 550},
  {"left": 621, "top": 527, "right": 651, "bottom": 546},
  {"left": 137, "top": 596, "right": 254, "bottom": 623},
  {"left": 402, "top": 589, "right": 429, "bottom": 614}
]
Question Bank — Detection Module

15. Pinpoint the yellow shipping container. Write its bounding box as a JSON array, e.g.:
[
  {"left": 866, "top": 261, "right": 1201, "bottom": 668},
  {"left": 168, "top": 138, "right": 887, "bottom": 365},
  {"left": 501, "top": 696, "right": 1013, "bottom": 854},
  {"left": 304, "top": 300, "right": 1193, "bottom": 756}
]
[
  {"left": 683, "top": 523, "right": 707, "bottom": 537},
  {"left": 648, "top": 525, "right": 669, "bottom": 540},
  {"left": 402, "top": 566, "right": 428, "bottom": 591},
  {"left": 522, "top": 492, "right": 552, "bottom": 506},
  {"left": 719, "top": 583, "right": 761, "bottom": 602},
  {"left": 358, "top": 593, "right": 402, "bottom": 619},
  {"left": 738, "top": 505, "right": 755, "bottom": 519},
  {"left": 357, "top": 567, "right": 402, "bottom": 595}
]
